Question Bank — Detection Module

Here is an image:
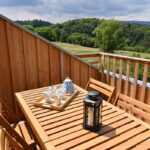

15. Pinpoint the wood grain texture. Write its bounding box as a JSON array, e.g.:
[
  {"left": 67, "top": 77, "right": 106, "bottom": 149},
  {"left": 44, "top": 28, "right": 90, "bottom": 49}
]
[
  {"left": 100, "top": 55, "right": 105, "bottom": 82},
  {"left": 118, "top": 59, "right": 123, "bottom": 93},
  {"left": 114, "top": 93, "right": 150, "bottom": 122},
  {"left": 49, "top": 46, "right": 61, "bottom": 84},
  {"left": 80, "top": 62, "right": 89, "bottom": 88},
  {"left": 71, "top": 57, "right": 80, "bottom": 86},
  {"left": 15, "top": 93, "right": 55, "bottom": 150},
  {"left": 0, "top": 19, "right": 13, "bottom": 110},
  {"left": 132, "top": 62, "right": 139, "bottom": 98},
  {"left": 15, "top": 85, "right": 150, "bottom": 150},
  {"left": 22, "top": 31, "right": 39, "bottom": 89},
  {"left": 0, "top": 15, "right": 150, "bottom": 119},
  {"left": 37, "top": 39, "right": 50, "bottom": 87},
  {"left": 6, "top": 22, "right": 26, "bottom": 92},
  {"left": 106, "top": 56, "right": 110, "bottom": 84},
  {"left": 86, "top": 78, "right": 115, "bottom": 103},
  {"left": 89, "top": 67, "right": 98, "bottom": 80},
  {"left": 64, "top": 53, "right": 71, "bottom": 78},
  {"left": 124, "top": 60, "right": 130, "bottom": 95},
  {"left": 112, "top": 58, "right": 116, "bottom": 86},
  {"left": 140, "top": 63, "right": 148, "bottom": 102}
]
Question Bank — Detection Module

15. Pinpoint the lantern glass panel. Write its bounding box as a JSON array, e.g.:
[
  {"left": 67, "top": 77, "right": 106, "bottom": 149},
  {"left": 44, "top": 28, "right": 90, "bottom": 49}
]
[
  {"left": 87, "top": 106, "right": 94, "bottom": 126},
  {"left": 99, "top": 105, "right": 102, "bottom": 123}
]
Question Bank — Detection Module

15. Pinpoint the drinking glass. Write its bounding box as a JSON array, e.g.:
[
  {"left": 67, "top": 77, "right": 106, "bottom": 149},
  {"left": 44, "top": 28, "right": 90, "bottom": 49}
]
[
  {"left": 55, "top": 88, "right": 65, "bottom": 105},
  {"left": 48, "top": 85, "right": 57, "bottom": 98},
  {"left": 43, "top": 91, "right": 50, "bottom": 103}
]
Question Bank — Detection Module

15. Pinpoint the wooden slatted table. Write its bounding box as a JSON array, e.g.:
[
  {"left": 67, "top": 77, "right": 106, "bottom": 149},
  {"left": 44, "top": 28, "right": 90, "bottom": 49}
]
[{"left": 15, "top": 84, "right": 150, "bottom": 150}]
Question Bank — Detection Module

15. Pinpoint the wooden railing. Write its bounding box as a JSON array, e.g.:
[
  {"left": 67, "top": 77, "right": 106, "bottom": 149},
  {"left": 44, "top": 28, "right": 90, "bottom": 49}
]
[{"left": 76, "top": 53, "right": 150, "bottom": 104}]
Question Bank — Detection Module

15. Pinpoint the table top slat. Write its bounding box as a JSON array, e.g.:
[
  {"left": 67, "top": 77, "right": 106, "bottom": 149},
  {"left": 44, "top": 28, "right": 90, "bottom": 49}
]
[
  {"left": 15, "top": 84, "right": 150, "bottom": 150},
  {"left": 56, "top": 119, "right": 137, "bottom": 150},
  {"left": 91, "top": 125, "right": 147, "bottom": 150},
  {"left": 111, "top": 130, "right": 150, "bottom": 150},
  {"left": 131, "top": 139, "right": 150, "bottom": 150},
  {"left": 52, "top": 113, "right": 129, "bottom": 146}
]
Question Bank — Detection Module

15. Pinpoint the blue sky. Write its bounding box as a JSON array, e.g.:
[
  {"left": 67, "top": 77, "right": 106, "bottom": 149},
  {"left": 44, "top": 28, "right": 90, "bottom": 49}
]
[{"left": 0, "top": 0, "right": 150, "bottom": 23}]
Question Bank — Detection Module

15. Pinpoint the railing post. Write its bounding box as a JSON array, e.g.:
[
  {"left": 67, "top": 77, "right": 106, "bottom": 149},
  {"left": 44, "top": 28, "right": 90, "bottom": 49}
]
[
  {"left": 118, "top": 59, "right": 123, "bottom": 93},
  {"left": 100, "top": 54, "right": 105, "bottom": 82},
  {"left": 140, "top": 63, "right": 148, "bottom": 103},
  {"left": 124, "top": 60, "right": 131, "bottom": 95},
  {"left": 112, "top": 58, "right": 116, "bottom": 86},
  {"left": 132, "top": 62, "right": 139, "bottom": 99},
  {"left": 106, "top": 56, "right": 110, "bottom": 85},
  {"left": 60, "top": 51, "right": 64, "bottom": 82}
]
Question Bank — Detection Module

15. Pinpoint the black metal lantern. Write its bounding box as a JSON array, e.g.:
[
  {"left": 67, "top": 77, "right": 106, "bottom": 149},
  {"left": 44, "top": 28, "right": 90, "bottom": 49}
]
[{"left": 83, "top": 90, "right": 103, "bottom": 131}]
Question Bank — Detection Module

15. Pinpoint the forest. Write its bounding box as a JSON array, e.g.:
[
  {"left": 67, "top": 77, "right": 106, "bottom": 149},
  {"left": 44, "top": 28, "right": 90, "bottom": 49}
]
[{"left": 16, "top": 18, "right": 150, "bottom": 54}]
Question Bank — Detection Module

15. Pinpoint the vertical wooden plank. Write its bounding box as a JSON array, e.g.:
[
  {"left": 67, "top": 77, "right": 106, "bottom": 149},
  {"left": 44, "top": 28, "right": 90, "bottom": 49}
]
[
  {"left": 0, "top": 19, "right": 13, "bottom": 110},
  {"left": 49, "top": 46, "right": 61, "bottom": 84},
  {"left": 0, "top": 129, "right": 5, "bottom": 150},
  {"left": 37, "top": 39, "right": 50, "bottom": 87},
  {"left": 89, "top": 67, "right": 98, "bottom": 80},
  {"left": 22, "top": 31, "right": 39, "bottom": 89},
  {"left": 146, "top": 89, "right": 150, "bottom": 104},
  {"left": 112, "top": 58, "right": 116, "bottom": 86},
  {"left": 140, "top": 63, "right": 148, "bottom": 102},
  {"left": 132, "top": 62, "right": 139, "bottom": 98},
  {"left": 124, "top": 60, "right": 130, "bottom": 95},
  {"left": 71, "top": 57, "right": 80, "bottom": 86},
  {"left": 80, "top": 62, "right": 89, "bottom": 88},
  {"left": 5, "top": 22, "right": 26, "bottom": 92},
  {"left": 63, "top": 53, "right": 71, "bottom": 80},
  {"left": 98, "top": 55, "right": 101, "bottom": 80},
  {"left": 60, "top": 51, "right": 64, "bottom": 82},
  {"left": 118, "top": 59, "right": 123, "bottom": 93},
  {"left": 100, "top": 55, "right": 105, "bottom": 82},
  {"left": 106, "top": 56, "right": 110, "bottom": 85}
]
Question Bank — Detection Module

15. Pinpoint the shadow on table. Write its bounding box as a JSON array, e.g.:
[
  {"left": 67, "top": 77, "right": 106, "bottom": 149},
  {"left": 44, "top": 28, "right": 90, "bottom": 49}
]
[{"left": 94, "top": 124, "right": 116, "bottom": 137}]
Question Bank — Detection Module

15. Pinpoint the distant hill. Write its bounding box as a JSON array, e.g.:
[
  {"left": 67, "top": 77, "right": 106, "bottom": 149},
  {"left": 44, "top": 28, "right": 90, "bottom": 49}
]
[
  {"left": 16, "top": 19, "right": 52, "bottom": 27},
  {"left": 16, "top": 18, "right": 150, "bottom": 52},
  {"left": 124, "top": 21, "right": 150, "bottom": 26}
]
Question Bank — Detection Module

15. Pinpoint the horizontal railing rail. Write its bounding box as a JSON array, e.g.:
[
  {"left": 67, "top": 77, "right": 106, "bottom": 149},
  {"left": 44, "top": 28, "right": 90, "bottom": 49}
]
[{"left": 76, "top": 53, "right": 150, "bottom": 104}]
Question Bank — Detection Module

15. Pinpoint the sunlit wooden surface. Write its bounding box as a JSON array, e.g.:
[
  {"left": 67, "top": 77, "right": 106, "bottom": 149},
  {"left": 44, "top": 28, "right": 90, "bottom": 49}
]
[{"left": 16, "top": 85, "right": 150, "bottom": 150}]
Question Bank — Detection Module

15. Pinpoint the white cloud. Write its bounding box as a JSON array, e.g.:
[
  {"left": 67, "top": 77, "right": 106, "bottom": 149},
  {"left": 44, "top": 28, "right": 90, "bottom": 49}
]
[{"left": 0, "top": 0, "right": 150, "bottom": 23}]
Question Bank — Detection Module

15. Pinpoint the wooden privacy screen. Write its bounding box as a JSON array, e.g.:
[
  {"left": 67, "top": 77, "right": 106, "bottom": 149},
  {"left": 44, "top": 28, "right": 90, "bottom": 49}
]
[{"left": 0, "top": 14, "right": 99, "bottom": 113}]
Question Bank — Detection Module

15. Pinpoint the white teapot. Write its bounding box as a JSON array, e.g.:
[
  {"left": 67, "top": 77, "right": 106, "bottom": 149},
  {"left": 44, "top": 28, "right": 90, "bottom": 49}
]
[{"left": 62, "top": 77, "right": 74, "bottom": 94}]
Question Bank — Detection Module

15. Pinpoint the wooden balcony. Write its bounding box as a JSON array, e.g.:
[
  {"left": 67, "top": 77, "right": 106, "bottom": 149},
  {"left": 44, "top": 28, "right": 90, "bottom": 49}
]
[
  {"left": 75, "top": 52, "right": 150, "bottom": 104},
  {"left": 0, "top": 14, "right": 150, "bottom": 149},
  {"left": 0, "top": 14, "right": 150, "bottom": 115}
]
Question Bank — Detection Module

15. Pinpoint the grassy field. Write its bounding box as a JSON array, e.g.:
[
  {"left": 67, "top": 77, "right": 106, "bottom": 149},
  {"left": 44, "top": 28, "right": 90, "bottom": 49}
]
[
  {"left": 54, "top": 42, "right": 150, "bottom": 59},
  {"left": 53, "top": 42, "right": 100, "bottom": 54},
  {"left": 115, "top": 50, "right": 150, "bottom": 59}
]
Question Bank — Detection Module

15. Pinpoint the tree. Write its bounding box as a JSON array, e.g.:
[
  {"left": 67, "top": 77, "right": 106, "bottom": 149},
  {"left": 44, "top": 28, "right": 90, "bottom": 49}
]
[
  {"left": 23, "top": 25, "right": 34, "bottom": 31},
  {"left": 34, "top": 27, "right": 56, "bottom": 41},
  {"left": 66, "top": 33, "right": 94, "bottom": 47},
  {"left": 16, "top": 19, "right": 52, "bottom": 27},
  {"left": 94, "top": 20, "right": 125, "bottom": 53}
]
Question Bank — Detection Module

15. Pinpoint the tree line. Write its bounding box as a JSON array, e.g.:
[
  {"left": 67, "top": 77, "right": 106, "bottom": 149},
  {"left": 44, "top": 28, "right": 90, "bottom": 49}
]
[{"left": 16, "top": 18, "right": 150, "bottom": 54}]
